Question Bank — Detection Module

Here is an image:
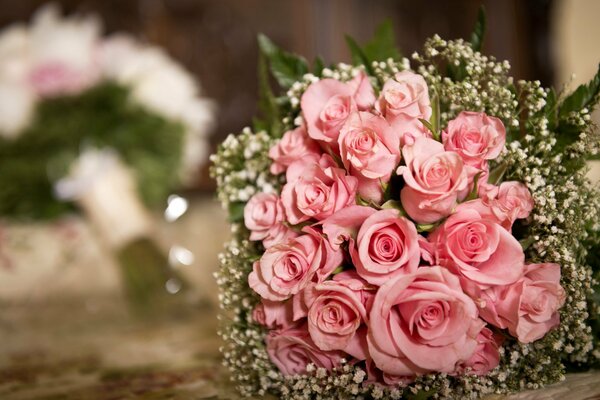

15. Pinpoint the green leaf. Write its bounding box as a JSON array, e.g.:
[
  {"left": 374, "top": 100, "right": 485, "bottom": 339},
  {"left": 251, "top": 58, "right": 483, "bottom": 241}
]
[
  {"left": 381, "top": 200, "right": 406, "bottom": 215},
  {"left": 228, "top": 201, "right": 246, "bottom": 223},
  {"left": 257, "top": 34, "right": 309, "bottom": 89},
  {"left": 256, "top": 46, "right": 283, "bottom": 137},
  {"left": 554, "top": 64, "right": 600, "bottom": 150},
  {"left": 362, "top": 20, "right": 401, "bottom": 63},
  {"left": 417, "top": 223, "right": 436, "bottom": 233},
  {"left": 519, "top": 236, "right": 535, "bottom": 251},
  {"left": 332, "top": 265, "right": 345, "bottom": 275},
  {"left": 470, "top": 5, "right": 487, "bottom": 52},
  {"left": 431, "top": 93, "right": 441, "bottom": 139},
  {"left": 465, "top": 171, "right": 483, "bottom": 201},
  {"left": 559, "top": 63, "right": 600, "bottom": 118},
  {"left": 345, "top": 20, "right": 401, "bottom": 76},
  {"left": 345, "top": 35, "right": 373, "bottom": 75},
  {"left": 488, "top": 161, "right": 508, "bottom": 185},
  {"left": 313, "top": 56, "right": 325, "bottom": 76},
  {"left": 545, "top": 88, "right": 558, "bottom": 131},
  {"left": 419, "top": 118, "right": 435, "bottom": 135},
  {"left": 420, "top": 94, "right": 441, "bottom": 142}
]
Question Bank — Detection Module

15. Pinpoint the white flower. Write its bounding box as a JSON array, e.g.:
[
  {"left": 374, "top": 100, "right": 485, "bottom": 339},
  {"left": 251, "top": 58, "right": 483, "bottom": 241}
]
[
  {"left": 29, "top": 4, "right": 100, "bottom": 75},
  {"left": 0, "top": 24, "right": 30, "bottom": 82},
  {"left": 99, "top": 34, "right": 216, "bottom": 179},
  {"left": 0, "top": 81, "right": 34, "bottom": 137},
  {"left": 0, "top": 25, "right": 33, "bottom": 137},
  {"left": 0, "top": 4, "right": 101, "bottom": 136},
  {"left": 25, "top": 4, "right": 101, "bottom": 96}
]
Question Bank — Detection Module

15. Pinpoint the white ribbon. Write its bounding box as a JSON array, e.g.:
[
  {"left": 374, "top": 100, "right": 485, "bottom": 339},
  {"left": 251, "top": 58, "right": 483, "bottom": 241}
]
[{"left": 54, "top": 148, "right": 152, "bottom": 249}]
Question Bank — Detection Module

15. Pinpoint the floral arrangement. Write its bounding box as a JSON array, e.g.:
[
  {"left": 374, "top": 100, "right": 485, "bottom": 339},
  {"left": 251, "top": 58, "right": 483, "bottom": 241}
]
[
  {"left": 212, "top": 12, "right": 600, "bottom": 399},
  {"left": 0, "top": 5, "right": 215, "bottom": 219}
]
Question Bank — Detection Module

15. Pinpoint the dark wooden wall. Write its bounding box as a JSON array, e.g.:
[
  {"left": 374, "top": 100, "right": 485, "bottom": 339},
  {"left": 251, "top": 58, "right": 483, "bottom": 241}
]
[{"left": 0, "top": 0, "right": 554, "bottom": 189}]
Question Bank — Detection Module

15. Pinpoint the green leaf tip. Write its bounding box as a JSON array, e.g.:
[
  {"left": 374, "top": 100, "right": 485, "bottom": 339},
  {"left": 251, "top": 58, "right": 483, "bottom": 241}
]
[
  {"left": 345, "top": 19, "right": 401, "bottom": 74},
  {"left": 257, "top": 33, "right": 308, "bottom": 89},
  {"left": 560, "top": 62, "right": 600, "bottom": 118},
  {"left": 470, "top": 5, "right": 487, "bottom": 52}
]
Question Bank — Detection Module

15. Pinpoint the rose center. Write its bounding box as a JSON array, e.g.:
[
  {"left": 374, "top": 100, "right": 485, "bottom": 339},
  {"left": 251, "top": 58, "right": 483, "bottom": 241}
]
[
  {"left": 457, "top": 129, "right": 485, "bottom": 155},
  {"left": 422, "top": 156, "right": 452, "bottom": 191},
  {"left": 320, "top": 95, "right": 350, "bottom": 122},
  {"left": 369, "top": 225, "right": 405, "bottom": 264},
  {"left": 274, "top": 254, "right": 305, "bottom": 283}
]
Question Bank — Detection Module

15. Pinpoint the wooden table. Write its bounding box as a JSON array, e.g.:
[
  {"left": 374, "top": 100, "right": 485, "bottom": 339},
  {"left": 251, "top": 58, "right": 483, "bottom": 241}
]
[
  {"left": 1, "top": 199, "right": 599, "bottom": 399},
  {"left": 1, "top": 296, "right": 599, "bottom": 399}
]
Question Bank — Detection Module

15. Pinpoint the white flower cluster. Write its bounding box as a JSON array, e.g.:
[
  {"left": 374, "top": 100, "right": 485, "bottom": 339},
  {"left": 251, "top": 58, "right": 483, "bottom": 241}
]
[
  {"left": 210, "top": 128, "right": 282, "bottom": 210},
  {"left": 412, "top": 35, "right": 515, "bottom": 126}
]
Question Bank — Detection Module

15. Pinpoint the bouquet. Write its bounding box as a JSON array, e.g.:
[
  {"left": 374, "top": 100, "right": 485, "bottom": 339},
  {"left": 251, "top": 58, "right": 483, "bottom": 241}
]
[
  {"left": 0, "top": 4, "right": 215, "bottom": 219},
  {"left": 212, "top": 11, "right": 600, "bottom": 399},
  {"left": 0, "top": 5, "right": 214, "bottom": 312}
]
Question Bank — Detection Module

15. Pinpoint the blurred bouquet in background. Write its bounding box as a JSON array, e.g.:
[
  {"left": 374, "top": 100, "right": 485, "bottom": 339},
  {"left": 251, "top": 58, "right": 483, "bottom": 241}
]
[{"left": 0, "top": 4, "right": 215, "bottom": 313}]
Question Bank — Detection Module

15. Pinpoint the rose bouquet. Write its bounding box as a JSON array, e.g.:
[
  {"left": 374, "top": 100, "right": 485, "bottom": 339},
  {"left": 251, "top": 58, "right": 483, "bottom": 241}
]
[{"left": 212, "top": 11, "right": 600, "bottom": 399}]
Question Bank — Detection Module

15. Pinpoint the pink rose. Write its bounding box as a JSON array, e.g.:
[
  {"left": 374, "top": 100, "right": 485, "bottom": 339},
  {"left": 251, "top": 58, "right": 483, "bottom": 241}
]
[
  {"left": 303, "top": 271, "right": 373, "bottom": 352},
  {"left": 249, "top": 227, "right": 343, "bottom": 301},
  {"left": 29, "top": 62, "right": 98, "bottom": 97},
  {"left": 442, "top": 111, "right": 506, "bottom": 170},
  {"left": 376, "top": 71, "right": 432, "bottom": 123},
  {"left": 244, "top": 193, "right": 298, "bottom": 247},
  {"left": 268, "top": 126, "right": 322, "bottom": 175},
  {"left": 252, "top": 298, "right": 294, "bottom": 329},
  {"left": 390, "top": 117, "right": 433, "bottom": 148},
  {"left": 321, "top": 205, "right": 376, "bottom": 250},
  {"left": 365, "top": 359, "right": 414, "bottom": 387},
  {"left": 338, "top": 112, "right": 401, "bottom": 202},
  {"left": 347, "top": 70, "right": 377, "bottom": 110},
  {"left": 350, "top": 209, "right": 421, "bottom": 286},
  {"left": 464, "top": 263, "right": 565, "bottom": 344},
  {"left": 429, "top": 206, "right": 525, "bottom": 287},
  {"left": 266, "top": 324, "right": 344, "bottom": 376},
  {"left": 368, "top": 266, "right": 484, "bottom": 376},
  {"left": 281, "top": 155, "right": 358, "bottom": 225},
  {"left": 398, "top": 137, "right": 468, "bottom": 224},
  {"left": 301, "top": 71, "right": 375, "bottom": 144},
  {"left": 453, "top": 327, "right": 502, "bottom": 376},
  {"left": 509, "top": 263, "right": 565, "bottom": 343},
  {"left": 479, "top": 181, "right": 534, "bottom": 229}
]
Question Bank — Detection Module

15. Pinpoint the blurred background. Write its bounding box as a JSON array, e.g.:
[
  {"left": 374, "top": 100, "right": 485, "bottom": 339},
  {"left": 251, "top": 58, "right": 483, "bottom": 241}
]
[
  {"left": 0, "top": 0, "right": 598, "bottom": 398},
  {"left": 0, "top": 0, "right": 571, "bottom": 190}
]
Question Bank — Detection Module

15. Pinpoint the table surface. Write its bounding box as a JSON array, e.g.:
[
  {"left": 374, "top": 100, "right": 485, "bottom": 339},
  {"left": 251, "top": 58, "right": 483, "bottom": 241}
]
[
  {"left": 1, "top": 199, "right": 599, "bottom": 399},
  {"left": 1, "top": 296, "right": 599, "bottom": 400}
]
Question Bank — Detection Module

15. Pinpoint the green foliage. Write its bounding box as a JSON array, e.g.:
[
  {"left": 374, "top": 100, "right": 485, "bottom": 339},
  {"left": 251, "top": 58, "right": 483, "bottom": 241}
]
[
  {"left": 313, "top": 56, "right": 325, "bottom": 77},
  {"left": 254, "top": 46, "right": 283, "bottom": 137},
  {"left": 559, "top": 63, "right": 600, "bottom": 118},
  {"left": 488, "top": 161, "right": 508, "bottom": 185},
  {"left": 227, "top": 201, "right": 246, "bottom": 223},
  {"left": 345, "top": 19, "right": 401, "bottom": 76},
  {"left": 551, "top": 64, "right": 600, "bottom": 150},
  {"left": 470, "top": 6, "right": 487, "bottom": 52},
  {"left": 0, "top": 82, "right": 185, "bottom": 220},
  {"left": 257, "top": 34, "right": 309, "bottom": 89},
  {"left": 545, "top": 88, "right": 559, "bottom": 130}
]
